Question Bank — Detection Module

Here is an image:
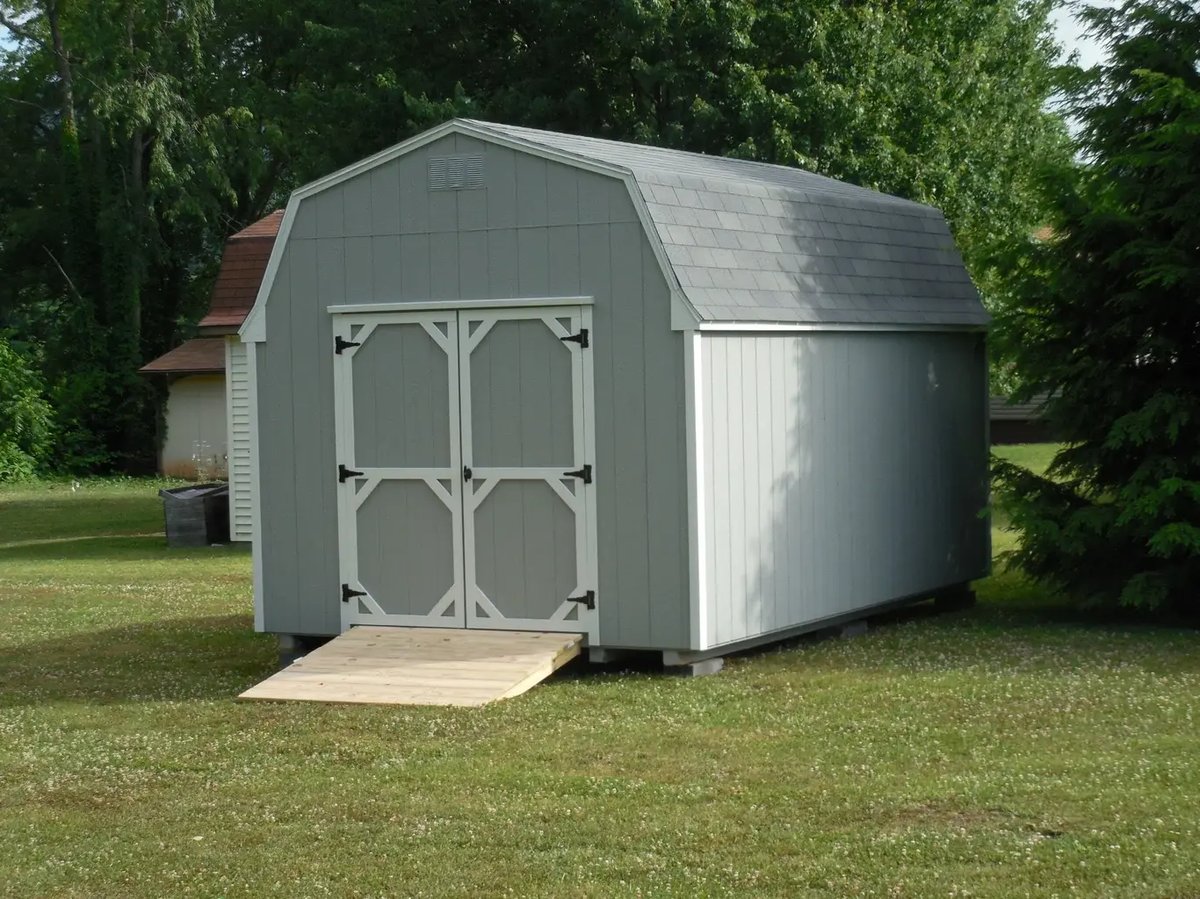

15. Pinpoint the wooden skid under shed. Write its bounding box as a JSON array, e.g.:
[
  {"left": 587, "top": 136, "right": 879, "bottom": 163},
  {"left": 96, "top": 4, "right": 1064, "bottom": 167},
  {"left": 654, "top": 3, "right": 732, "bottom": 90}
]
[{"left": 238, "top": 626, "right": 583, "bottom": 707}]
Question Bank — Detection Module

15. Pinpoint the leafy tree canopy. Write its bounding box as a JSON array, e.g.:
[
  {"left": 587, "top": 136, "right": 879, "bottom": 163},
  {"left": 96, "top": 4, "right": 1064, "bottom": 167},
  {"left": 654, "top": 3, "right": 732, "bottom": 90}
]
[
  {"left": 0, "top": 0, "right": 1069, "bottom": 471},
  {"left": 995, "top": 0, "right": 1200, "bottom": 617}
]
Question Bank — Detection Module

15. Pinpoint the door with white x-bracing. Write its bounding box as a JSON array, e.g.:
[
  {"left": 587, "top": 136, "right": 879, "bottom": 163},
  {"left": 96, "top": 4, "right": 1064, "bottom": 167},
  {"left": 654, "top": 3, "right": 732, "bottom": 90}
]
[
  {"left": 333, "top": 311, "right": 466, "bottom": 629},
  {"left": 333, "top": 306, "right": 596, "bottom": 639},
  {"left": 458, "top": 307, "right": 597, "bottom": 638}
]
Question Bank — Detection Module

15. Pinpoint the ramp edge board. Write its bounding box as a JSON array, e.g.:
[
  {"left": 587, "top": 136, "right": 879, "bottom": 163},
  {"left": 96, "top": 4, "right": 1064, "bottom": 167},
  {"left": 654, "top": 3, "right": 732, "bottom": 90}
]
[{"left": 238, "top": 626, "right": 583, "bottom": 707}]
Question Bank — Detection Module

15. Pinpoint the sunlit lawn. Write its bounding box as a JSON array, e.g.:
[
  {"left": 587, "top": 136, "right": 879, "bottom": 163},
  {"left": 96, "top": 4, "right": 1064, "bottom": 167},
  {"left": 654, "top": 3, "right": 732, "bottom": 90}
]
[
  {"left": 991, "top": 442, "right": 1058, "bottom": 479},
  {"left": 1, "top": 457, "right": 1198, "bottom": 898}
]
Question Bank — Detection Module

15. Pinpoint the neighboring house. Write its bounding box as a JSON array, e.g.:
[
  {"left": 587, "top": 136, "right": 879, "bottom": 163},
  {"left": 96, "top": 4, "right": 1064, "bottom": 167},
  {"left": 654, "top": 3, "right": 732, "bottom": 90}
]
[
  {"left": 140, "top": 210, "right": 283, "bottom": 541},
  {"left": 139, "top": 338, "right": 228, "bottom": 478},
  {"left": 990, "top": 393, "right": 1053, "bottom": 444}
]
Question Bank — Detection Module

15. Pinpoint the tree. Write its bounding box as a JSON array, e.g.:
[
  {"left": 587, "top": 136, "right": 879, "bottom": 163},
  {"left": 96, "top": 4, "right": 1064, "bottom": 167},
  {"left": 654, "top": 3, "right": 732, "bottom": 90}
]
[
  {"left": 0, "top": 334, "right": 53, "bottom": 481},
  {"left": 459, "top": 0, "right": 1069, "bottom": 291},
  {"left": 1, "top": 0, "right": 1069, "bottom": 472},
  {"left": 994, "top": 0, "right": 1200, "bottom": 617},
  {"left": 0, "top": 0, "right": 247, "bottom": 470}
]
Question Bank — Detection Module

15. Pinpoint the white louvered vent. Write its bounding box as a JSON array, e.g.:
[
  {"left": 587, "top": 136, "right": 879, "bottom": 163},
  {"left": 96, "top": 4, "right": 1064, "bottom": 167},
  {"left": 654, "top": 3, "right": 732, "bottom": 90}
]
[
  {"left": 428, "top": 155, "right": 485, "bottom": 191},
  {"left": 226, "top": 337, "right": 254, "bottom": 543}
]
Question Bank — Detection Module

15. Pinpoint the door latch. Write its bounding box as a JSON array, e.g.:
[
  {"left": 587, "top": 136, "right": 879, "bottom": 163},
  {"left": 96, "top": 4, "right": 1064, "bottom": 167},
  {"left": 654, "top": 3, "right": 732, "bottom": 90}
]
[{"left": 463, "top": 466, "right": 473, "bottom": 482}]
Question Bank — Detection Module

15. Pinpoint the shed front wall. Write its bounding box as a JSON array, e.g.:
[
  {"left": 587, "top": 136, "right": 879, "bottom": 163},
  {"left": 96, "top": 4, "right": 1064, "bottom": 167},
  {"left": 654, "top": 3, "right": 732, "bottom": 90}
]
[
  {"left": 698, "top": 330, "right": 989, "bottom": 648},
  {"left": 256, "top": 133, "right": 690, "bottom": 647}
]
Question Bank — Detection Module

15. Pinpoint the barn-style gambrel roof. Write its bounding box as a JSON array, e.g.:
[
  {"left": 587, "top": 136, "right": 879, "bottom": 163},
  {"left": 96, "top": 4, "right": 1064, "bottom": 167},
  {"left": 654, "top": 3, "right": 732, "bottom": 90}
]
[
  {"left": 241, "top": 119, "right": 987, "bottom": 342},
  {"left": 465, "top": 121, "right": 987, "bottom": 328}
]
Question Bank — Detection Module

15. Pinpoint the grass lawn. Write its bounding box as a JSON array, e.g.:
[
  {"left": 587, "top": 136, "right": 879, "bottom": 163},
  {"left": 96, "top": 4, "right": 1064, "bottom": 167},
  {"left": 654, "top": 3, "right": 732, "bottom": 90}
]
[
  {"left": 991, "top": 442, "right": 1059, "bottom": 478},
  {"left": 2, "top": 457, "right": 1198, "bottom": 898}
]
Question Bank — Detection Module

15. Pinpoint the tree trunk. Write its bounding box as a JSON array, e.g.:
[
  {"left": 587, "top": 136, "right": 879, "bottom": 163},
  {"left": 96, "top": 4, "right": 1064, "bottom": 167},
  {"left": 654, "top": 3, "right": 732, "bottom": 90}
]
[{"left": 45, "top": 0, "right": 75, "bottom": 138}]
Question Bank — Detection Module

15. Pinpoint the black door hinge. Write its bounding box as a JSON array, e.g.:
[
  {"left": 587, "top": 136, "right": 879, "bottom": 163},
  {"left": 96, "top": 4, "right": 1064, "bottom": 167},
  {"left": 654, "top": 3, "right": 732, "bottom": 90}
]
[
  {"left": 335, "top": 335, "right": 361, "bottom": 354},
  {"left": 563, "top": 464, "right": 592, "bottom": 484},
  {"left": 338, "top": 463, "right": 364, "bottom": 483},
  {"left": 341, "top": 583, "right": 367, "bottom": 603},
  {"left": 560, "top": 328, "right": 589, "bottom": 349},
  {"left": 566, "top": 589, "right": 595, "bottom": 610},
  {"left": 463, "top": 465, "right": 473, "bottom": 481}
]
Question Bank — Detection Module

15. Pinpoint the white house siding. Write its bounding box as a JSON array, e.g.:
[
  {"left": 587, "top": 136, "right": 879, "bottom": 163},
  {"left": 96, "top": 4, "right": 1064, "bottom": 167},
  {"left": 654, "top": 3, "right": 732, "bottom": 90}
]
[
  {"left": 698, "top": 330, "right": 990, "bottom": 648},
  {"left": 162, "top": 375, "right": 228, "bottom": 479},
  {"left": 226, "top": 337, "right": 254, "bottom": 542}
]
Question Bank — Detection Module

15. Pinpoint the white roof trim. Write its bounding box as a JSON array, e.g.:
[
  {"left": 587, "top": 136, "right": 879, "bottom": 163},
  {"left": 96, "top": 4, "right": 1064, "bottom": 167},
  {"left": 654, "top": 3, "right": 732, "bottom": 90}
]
[
  {"left": 696, "top": 321, "right": 989, "bottom": 333},
  {"left": 239, "top": 119, "right": 700, "bottom": 343}
]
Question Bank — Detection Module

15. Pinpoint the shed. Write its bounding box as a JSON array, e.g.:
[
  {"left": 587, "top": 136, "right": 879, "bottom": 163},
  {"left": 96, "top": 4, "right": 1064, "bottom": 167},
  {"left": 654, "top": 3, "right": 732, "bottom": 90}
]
[
  {"left": 141, "top": 210, "right": 283, "bottom": 539},
  {"left": 239, "top": 119, "right": 990, "bottom": 663},
  {"left": 138, "top": 337, "right": 227, "bottom": 479}
]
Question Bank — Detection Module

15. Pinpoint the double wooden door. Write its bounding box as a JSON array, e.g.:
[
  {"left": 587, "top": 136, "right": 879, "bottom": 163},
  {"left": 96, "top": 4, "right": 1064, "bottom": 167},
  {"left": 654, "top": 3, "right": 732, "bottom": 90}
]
[{"left": 333, "top": 305, "right": 597, "bottom": 639}]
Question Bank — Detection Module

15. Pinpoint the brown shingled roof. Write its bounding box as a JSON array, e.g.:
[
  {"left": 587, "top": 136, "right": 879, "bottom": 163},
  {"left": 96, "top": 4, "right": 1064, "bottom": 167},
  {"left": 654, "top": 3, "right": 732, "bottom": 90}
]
[
  {"left": 140, "top": 337, "right": 226, "bottom": 374},
  {"left": 197, "top": 210, "right": 283, "bottom": 332}
]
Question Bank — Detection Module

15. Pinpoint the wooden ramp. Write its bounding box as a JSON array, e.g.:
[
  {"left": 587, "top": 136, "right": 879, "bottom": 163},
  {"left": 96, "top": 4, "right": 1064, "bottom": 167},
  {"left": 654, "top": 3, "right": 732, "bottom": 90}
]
[{"left": 238, "top": 627, "right": 583, "bottom": 707}]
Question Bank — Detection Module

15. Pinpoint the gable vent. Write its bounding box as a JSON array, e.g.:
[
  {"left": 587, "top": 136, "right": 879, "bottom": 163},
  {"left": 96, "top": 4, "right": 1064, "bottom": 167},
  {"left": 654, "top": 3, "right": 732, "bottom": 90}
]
[{"left": 429, "top": 154, "right": 485, "bottom": 191}]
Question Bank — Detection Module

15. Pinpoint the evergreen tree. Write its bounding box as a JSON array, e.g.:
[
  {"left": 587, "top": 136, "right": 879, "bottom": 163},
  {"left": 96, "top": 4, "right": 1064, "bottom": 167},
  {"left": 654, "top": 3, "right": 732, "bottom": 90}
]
[{"left": 995, "top": 0, "right": 1200, "bottom": 616}]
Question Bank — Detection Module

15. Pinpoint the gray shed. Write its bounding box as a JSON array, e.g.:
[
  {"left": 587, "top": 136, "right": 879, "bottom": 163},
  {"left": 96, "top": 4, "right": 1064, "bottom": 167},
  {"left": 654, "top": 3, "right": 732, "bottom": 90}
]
[{"left": 239, "top": 119, "right": 990, "bottom": 665}]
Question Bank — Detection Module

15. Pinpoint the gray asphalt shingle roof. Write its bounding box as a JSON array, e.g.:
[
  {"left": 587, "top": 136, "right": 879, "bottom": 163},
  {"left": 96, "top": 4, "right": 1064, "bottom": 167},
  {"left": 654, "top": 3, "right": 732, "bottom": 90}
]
[{"left": 467, "top": 120, "right": 987, "bottom": 327}]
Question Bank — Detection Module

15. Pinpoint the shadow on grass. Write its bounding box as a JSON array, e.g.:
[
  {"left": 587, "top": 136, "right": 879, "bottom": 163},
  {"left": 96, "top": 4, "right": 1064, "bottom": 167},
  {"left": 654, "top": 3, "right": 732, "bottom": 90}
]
[
  {"left": 0, "top": 493, "right": 167, "bottom": 544},
  {"left": 977, "top": 567, "right": 1200, "bottom": 632},
  {"left": 0, "top": 614, "right": 276, "bottom": 708},
  {"left": 0, "top": 534, "right": 251, "bottom": 563}
]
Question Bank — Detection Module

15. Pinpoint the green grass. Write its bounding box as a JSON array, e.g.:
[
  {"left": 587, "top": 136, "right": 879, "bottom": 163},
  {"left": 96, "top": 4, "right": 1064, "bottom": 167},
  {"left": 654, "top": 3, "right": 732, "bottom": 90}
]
[
  {"left": 991, "top": 442, "right": 1060, "bottom": 478},
  {"left": 989, "top": 443, "right": 1063, "bottom": 555},
  {"left": 2, "top": 454, "right": 1199, "bottom": 898}
]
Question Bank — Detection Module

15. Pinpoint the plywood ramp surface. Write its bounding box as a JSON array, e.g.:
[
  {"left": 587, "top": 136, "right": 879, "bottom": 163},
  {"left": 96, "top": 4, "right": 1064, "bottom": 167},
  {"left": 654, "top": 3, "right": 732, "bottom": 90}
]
[{"left": 238, "top": 627, "right": 583, "bottom": 707}]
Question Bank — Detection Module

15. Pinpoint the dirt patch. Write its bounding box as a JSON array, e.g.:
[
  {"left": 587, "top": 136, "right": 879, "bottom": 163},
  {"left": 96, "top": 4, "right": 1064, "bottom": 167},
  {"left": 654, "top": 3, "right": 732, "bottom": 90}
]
[{"left": 886, "top": 801, "right": 1021, "bottom": 830}]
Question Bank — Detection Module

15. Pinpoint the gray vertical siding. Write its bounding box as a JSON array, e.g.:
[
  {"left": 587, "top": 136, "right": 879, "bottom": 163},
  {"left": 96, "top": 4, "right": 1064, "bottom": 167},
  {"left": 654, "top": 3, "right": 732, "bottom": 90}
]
[
  {"left": 475, "top": 481, "right": 578, "bottom": 622},
  {"left": 358, "top": 480, "right": 456, "bottom": 616},
  {"left": 468, "top": 316, "right": 578, "bottom": 622},
  {"left": 700, "top": 331, "right": 990, "bottom": 648},
  {"left": 352, "top": 323, "right": 451, "bottom": 469},
  {"left": 256, "top": 133, "right": 690, "bottom": 646},
  {"left": 469, "top": 320, "right": 573, "bottom": 468}
]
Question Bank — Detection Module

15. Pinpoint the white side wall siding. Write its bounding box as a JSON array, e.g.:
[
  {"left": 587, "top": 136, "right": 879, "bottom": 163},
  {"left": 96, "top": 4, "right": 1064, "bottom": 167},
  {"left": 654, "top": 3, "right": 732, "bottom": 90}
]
[
  {"left": 225, "top": 337, "right": 254, "bottom": 542},
  {"left": 698, "top": 330, "right": 989, "bottom": 648}
]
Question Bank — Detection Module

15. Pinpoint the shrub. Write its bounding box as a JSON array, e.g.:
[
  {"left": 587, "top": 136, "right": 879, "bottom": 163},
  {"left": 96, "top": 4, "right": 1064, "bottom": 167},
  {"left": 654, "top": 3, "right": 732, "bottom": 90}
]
[{"left": 0, "top": 335, "right": 55, "bottom": 482}]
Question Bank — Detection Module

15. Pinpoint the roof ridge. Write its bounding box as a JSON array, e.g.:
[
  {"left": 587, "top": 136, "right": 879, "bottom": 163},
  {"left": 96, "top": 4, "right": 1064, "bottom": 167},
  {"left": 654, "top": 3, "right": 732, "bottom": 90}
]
[{"left": 460, "top": 119, "right": 930, "bottom": 213}]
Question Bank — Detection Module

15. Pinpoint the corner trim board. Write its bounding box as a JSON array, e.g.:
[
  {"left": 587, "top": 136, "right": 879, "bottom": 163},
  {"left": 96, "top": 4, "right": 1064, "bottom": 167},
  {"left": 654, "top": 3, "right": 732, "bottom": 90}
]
[
  {"left": 685, "top": 331, "right": 709, "bottom": 651},
  {"left": 246, "top": 340, "right": 265, "bottom": 630}
]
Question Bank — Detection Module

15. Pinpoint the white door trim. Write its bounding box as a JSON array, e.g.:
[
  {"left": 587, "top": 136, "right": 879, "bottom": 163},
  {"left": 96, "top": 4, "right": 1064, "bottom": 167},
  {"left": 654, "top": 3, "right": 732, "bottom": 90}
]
[
  {"left": 333, "top": 310, "right": 466, "bottom": 630},
  {"left": 327, "top": 297, "right": 594, "bottom": 315}
]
